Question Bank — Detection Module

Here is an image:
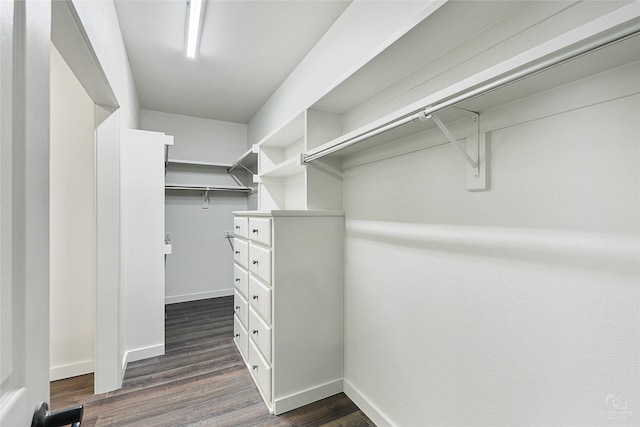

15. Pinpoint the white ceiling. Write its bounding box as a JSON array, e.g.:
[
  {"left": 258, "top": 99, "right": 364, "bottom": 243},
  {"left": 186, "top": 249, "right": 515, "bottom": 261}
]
[{"left": 114, "top": 0, "right": 351, "bottom": 124}]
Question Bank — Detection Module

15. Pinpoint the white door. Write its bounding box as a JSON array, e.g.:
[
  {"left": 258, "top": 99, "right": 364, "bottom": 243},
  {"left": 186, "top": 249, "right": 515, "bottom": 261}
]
[{"left": 0, "top": 1, "right": 52, "bottom": 425}]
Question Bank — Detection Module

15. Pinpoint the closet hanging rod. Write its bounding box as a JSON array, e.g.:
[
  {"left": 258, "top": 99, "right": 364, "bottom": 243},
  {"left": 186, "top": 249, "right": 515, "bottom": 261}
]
[
  {"left": 164, "top": 184, "right": 252, "bottom": 193},
  {"left": 303, "top": 18, "right": 640, "bottom": 163}
]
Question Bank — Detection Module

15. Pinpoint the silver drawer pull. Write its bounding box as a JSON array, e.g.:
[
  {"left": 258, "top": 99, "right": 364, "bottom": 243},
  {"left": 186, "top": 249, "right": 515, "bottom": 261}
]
[
  {"left": 235, "top": 306, "right": 240, "bottom": 310},
  {"left": 252, "top": 295, "right": 258, "bottom": 300},
  {"left": 252, "top": 330, "right": 258, "bottom": 334},
  {"left": 234, "top": 333, "right": 240, "bottom": 338},
  {"left": 235, "top": 226, "right": 240, "bottom": 230},
  {"left": 252, "top": 229, "right": 258, "bottom": 233},
  {"left": 235, "top": 278, "right": 240, "bottom": 282},
  {"left": 252, "top": 365, "right": 258, "bottom": 370},
  {"left": 235, "top": 251, "right": 240, "bottom": 255},
  {"left": 252, "top": 260, "right": 258, "bottom": 265}
]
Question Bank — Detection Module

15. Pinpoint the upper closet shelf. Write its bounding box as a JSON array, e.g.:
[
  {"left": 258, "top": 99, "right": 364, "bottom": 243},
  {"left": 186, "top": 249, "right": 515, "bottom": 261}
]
[
  {"left": 228, "top": 144, "right": 258, "bottom": 174},
  {"left": 164, "top": 144, "right": 238, "bottom": 169},
  {"left": 303, "top": 3, "right": 640, "bottom": 163},
  {"left": 260, "top": 156, "right": 302, "bottom": 178},
  {"left": 167, "top": 159, "right": 233, "bottom": 168}
]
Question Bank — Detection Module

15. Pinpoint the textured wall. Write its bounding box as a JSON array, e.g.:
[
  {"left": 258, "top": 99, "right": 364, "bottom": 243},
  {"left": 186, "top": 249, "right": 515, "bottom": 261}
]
[{"left": 342, "top": 72, "right": 639, "bottom": 425}]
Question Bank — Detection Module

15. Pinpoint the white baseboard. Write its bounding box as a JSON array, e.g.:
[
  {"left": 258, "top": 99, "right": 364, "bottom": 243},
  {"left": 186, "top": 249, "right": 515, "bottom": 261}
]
[
  {"left": 273, "top": 379, "right": 343, "bottom": 415},
  {"left": 121, "top": 343, "right": 165, "bottom": 377},
  {"left": 343, "top": 379, "right": 395, "bottom": 427},
  {"left": 165, "top": 288, "right": 233, "bottom": 304},
  {"left": 50, "top": 360, "right": 94, "bottom": 381}
]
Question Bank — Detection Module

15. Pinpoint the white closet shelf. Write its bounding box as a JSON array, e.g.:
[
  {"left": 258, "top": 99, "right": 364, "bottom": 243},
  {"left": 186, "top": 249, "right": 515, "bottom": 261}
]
[
  {"left": 228, "top": 145, "right": 258, "bottom": 174},
  {"left": 165, "top": 183, "right": 252, "bottom": 193},
  {"left": 167, "top": 159, "right": 233, "bottom": 168},
  {"left": 304, "top": 4, "right": 640, "bottom": 163},
  {"left": 260, "top": 156, "right": 302, "bottom": 178}
]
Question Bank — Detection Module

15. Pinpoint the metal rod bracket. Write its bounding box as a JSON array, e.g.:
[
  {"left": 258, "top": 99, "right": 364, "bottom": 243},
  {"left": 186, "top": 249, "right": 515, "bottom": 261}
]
[
  {"left": 431, "top": 112, "right": 487, "bottom": 191},
  {"left": 465, "top": 113, "right": 487, "bottom": 191},
  {"left": 430, "top": 113, "right": 478, "bottom": 170},
  {"left": 202, "top": 188, "right": 209, "bottom": 209}
]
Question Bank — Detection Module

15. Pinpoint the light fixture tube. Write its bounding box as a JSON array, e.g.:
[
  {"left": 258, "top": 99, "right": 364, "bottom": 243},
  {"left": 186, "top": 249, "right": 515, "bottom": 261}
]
[{"left": 186, "top": 0, "right": 203, "bottom": 59}]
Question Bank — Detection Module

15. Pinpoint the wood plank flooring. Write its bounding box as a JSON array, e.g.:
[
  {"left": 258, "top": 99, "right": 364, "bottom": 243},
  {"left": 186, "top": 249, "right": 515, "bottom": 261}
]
[{"left": 50, "top": 296, "right": 374, "bottom": 426}]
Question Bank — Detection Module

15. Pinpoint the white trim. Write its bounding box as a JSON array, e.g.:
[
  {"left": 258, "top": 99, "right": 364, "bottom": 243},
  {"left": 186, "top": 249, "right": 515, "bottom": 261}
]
[
  {"left": 343, "top": 379, "right": 395, "bottom": 427},
  {"left": 50, "top": 1, "right": 118, "bottom": 108},
  {"left": 50, "top": 360, "right": 94, "bottom": 381},
  {"left": 121, "top": 343, "right": 165, "bottom": 377},
  {"left": 95, "top": 111, "right": 122, "bottom": 394},
  {"left": 165, "top": 289, "right": 233, "bottom": 305},
  {"left": 273, "top": 379, "right": 343, "bottom": 415}
]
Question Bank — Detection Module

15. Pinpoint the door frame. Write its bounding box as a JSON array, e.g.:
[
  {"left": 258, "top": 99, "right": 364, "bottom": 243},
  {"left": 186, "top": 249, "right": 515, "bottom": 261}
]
[{"left": 51, "top": 0, "right": 121, "bottom": 394}]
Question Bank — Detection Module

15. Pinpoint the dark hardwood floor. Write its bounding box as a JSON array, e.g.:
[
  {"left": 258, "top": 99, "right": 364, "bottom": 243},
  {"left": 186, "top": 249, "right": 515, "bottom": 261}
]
[{"left": 50, "top": 296, "right": 374, "bottom": 426}]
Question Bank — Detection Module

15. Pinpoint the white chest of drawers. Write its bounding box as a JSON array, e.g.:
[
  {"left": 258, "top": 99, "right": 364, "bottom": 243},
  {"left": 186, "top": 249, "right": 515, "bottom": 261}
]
[{"left": 232, "top": 210, "right": 343, "bottom": 415}]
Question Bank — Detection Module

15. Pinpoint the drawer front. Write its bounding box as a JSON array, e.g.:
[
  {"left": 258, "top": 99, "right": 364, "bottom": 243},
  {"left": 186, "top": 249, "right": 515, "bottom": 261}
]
[
  {"left": 249, "top": 243, "right": 271, "bottom": 285},
  {"left": 249, "top": 217, "right": 272, "bottom": 247},
  {"left": 249, "top": 308, "right": 272, "bottom": 364},
  {"left": 234, "top": 217, "right": 248, "bottom": 239},
  {"left": 234, "top": 238, "right": 249, "bottom": 269},
  {"left": 249, "top": 340, "right": 272, "bottom": 404},
  {"left": 233, "top": 314, "right": 248, "bottom": 363},
  {"left": 249, "top": 275, "right": 272, "bottom": 324},
  {"left": 234, "top": 264, "right": 249, "bottom": 299},
  {"left": 234, "top": 290, "right": 249, "bottom": 329}
]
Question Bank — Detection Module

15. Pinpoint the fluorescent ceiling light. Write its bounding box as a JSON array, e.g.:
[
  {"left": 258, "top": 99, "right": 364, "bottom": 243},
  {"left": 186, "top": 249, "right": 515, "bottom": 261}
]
[{"left": 186, "top": 0, "right": 203, "bottom": 59}]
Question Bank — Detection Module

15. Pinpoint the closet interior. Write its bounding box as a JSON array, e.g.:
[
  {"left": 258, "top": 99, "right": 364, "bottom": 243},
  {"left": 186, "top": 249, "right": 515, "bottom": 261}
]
[{"left": 147, "top": 1, "right": 639, "bottom": 424}]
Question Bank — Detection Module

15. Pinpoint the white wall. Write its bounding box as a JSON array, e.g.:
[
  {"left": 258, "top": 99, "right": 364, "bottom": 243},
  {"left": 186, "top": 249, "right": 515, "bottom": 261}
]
[
  {"left": 341, "top": 67, "right": 639, "bottom": 426},
  {"left": 164, "top": 193, "right": 247, "bottom": 303},
  {"left": 141, "top": 110, "right": 247, "bottom": 164},
  {"left": 49, "top": 44, "right": 96, "bottom": 381},
  {"left": 141, "top": 110, "right": 248, "bottom": 303}
]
